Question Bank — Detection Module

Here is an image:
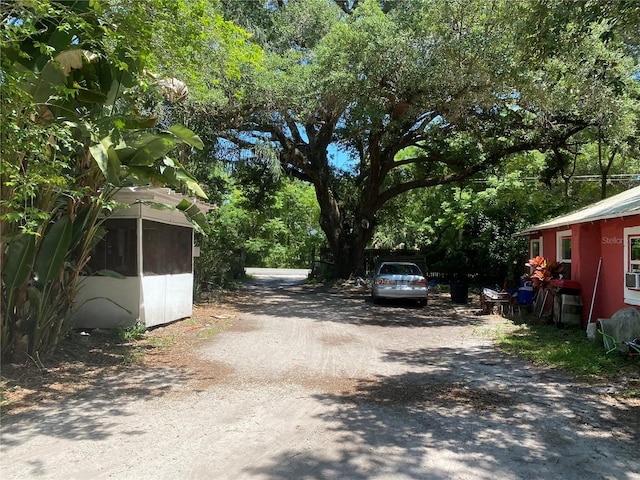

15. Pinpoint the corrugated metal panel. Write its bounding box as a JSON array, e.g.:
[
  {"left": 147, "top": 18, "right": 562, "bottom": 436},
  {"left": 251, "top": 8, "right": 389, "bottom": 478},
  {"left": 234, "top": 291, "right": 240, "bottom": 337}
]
[{"left": 515, "top": 186, "right": 640, "bottom": 236}]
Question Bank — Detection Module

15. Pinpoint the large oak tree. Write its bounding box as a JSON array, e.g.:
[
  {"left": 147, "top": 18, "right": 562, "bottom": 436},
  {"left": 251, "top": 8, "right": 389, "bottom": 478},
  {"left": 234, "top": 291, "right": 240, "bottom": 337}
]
[{"left": 219, "top": 0, "right": 638, "bottom": 278}]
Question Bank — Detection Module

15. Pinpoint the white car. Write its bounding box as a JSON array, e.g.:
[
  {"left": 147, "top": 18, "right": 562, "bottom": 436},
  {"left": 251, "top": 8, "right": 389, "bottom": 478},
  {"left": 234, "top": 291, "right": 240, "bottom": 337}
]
[{"left": 371, "top": 262, "right": 428, "bottom": 307}]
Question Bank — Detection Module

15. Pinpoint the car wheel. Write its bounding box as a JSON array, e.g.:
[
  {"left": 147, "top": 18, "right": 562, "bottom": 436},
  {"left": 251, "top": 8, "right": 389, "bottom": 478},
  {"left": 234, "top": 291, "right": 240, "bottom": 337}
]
[{"left": 372, "top": 293, "right": 380, "bottom": 304}]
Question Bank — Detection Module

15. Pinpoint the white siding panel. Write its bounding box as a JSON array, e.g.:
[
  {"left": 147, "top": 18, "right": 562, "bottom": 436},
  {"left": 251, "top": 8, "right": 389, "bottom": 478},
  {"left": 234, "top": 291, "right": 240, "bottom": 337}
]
[
  {"left": 73, "top": 277, "right": 140, "bottom": 328},
  {"left": 140, "top": 274, "right": 193, "bottom": 327}
]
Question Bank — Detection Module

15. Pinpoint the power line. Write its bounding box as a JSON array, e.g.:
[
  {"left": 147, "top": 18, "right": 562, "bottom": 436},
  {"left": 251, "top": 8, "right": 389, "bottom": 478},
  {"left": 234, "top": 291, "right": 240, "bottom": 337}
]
[{"left": 473, "top": 174, "right": 640, "bottom": 184}]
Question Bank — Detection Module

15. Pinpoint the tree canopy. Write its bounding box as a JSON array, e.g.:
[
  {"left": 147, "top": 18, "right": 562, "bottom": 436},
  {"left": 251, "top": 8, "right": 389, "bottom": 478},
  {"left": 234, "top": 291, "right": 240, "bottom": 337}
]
[
  {"left": 0, "top": 0, "right": 259, "bottom": 360},
  {"left": 215, "top": 0, "right": 640, "bottom": 278}
]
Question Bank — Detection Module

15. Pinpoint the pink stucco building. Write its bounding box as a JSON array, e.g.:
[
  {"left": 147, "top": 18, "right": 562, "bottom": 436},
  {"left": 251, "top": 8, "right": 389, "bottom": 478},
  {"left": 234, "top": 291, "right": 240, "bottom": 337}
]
[{"left": 516, "top": 185, "right": 640, "bottom": 324}]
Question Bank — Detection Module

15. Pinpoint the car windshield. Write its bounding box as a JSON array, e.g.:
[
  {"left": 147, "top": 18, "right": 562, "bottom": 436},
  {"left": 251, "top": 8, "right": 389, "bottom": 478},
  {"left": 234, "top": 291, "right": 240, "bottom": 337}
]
[{"left": 379, "top": 264, "right": 422, "bottom": 276}]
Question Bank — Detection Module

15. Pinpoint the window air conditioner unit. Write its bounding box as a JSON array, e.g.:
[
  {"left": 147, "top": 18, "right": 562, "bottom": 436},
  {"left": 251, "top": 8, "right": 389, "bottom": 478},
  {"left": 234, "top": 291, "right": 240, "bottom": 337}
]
[{"left": 625, "top": 272, "right": 640, "bottom": 290}]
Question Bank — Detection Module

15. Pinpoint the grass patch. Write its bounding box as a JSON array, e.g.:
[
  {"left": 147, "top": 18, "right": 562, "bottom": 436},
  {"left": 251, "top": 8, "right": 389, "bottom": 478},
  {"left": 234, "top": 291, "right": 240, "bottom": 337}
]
[
  {"left": 195, "top": 324, "right": 227, "bottom": 340},
  {"left": 121, "top": 346, "right": 145, "bottom": 365},
  {"left": 146, "top": 335, "right": 177, "bottom": 348},
  {"left": 497, "top": 320, "right": 640, "bottom": 398},
  {"left": 116, "top": 322, "right": 147, "bottom": 342}
]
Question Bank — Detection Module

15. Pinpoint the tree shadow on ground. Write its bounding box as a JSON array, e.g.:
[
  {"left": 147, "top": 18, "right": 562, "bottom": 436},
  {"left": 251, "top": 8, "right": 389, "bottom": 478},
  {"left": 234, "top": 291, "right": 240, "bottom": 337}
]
[
  {"left": 233, "top": 284, "right": 487, "bottom": 329},
  {"left": 232, "top": 282, "right": 638, "bottom": 479},
  {"left": 241, "top": 344, "right": 639, "bottom": 480},
  {"left": 0, "top": 324, "right": 226, "bottom": 449}
]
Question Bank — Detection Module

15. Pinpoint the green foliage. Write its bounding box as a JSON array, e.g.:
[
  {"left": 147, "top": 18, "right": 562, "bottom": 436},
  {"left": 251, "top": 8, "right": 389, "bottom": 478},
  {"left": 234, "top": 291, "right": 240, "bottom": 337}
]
[
  {"left": 195, "top": 196, "right": 249, "bottom": 291},
  {"left": 116, "top": 322, "right": 147, "bottom": 343},
  {"left": 1, "top": 1, "right": 211, "bottom": 361},
  {"left": 213, "top": 0, "right": 639, "bottom": 278},
  {"left": 194, "top": 177, "right": 324, "bottom": 291},
  {"left": 372, "top": 152, "right": 618, "bottom": 284},
  {"left": 248, "top": 180, "right": 325, "bottom": 268}
]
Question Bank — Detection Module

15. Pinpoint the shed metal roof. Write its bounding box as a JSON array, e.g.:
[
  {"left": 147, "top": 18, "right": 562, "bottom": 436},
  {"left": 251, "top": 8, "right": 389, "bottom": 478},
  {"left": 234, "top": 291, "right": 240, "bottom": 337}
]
[{"left": 515, "top": 185, "right": 640, "bottom": 236}]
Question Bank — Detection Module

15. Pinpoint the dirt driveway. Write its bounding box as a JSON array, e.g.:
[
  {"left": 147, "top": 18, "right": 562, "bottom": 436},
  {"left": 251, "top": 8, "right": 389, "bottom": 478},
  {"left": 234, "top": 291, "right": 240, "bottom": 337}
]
[{"left": 1, "top": 270, "right": 639, "bottom": 479}]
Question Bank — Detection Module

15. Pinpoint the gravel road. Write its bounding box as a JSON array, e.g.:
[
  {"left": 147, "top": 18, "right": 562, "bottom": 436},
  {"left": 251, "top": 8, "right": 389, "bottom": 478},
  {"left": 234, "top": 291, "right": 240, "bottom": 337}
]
[{"left": 1, "top": 269, "right": 638, "bottom": 480}]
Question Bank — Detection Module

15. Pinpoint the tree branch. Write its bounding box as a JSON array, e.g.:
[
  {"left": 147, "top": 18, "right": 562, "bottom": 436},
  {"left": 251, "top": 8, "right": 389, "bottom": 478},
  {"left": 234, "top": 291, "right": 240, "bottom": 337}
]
[{"left": 374, "top": 121, "right": 592, "bottom": 211}]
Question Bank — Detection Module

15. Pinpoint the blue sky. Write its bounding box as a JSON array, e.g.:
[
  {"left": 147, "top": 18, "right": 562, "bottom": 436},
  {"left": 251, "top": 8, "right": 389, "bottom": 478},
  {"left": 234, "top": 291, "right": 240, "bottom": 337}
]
[{"left": 328, "top": 143, "right": 356, "bottom": 171}]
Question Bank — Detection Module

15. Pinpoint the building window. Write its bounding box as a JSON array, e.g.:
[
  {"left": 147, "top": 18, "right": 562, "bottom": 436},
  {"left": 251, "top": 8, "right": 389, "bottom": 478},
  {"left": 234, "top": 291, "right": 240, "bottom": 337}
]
[
  {"left": 624, "top": 226, "right": 640, "bottom": 305},
  {"left": 530, "top": 237, "right": 542, "bottom": 258},
  {"left": 87, "top": 219, "right": 138, "bottom": 276},
  {"left": 562, "top": 237, "right": 572, "bottom": 259},
  {"left": 142, "top": 220, "right": 192, "bottom": 275},
  {"left": 555, "top": 229, "right": 572, "bottom": 279},
  {"left": 630, "top": 236, "right": 640, "bottom": 272},
  {"left": 556, "top": 230, "right": 572, "bottom": 263}
]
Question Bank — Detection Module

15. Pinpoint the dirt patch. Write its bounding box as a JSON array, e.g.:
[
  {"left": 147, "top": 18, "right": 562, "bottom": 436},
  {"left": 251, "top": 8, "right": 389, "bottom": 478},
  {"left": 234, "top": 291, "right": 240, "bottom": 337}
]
[
  {"left": 2, "top": 278, "right": 639, "bottom": 480},
  {"left": 344, "top": 378, "right": 517, "bottom": 411},
  {"left": 2, "top": 288, "right": 638, "bottom": 418},
  {"left": 226, "top": 317, "right": 261, "bottom": 333},
  {"left": 0, "top": 285, "right": 640, "bottom": 416},
  {"left": 320, "top": 332, "right": 357, "bottom": 346},
  {"left": 0, "top": 300, "right": 239, "bottom": 417}
]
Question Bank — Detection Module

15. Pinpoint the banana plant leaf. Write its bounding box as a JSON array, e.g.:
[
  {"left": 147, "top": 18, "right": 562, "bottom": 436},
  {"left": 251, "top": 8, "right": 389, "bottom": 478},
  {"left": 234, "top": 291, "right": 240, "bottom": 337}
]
[
  {"left": 124, "top": 115, "right": 159, "bottom": 129},
  {"left": 69, "top": 205, "right": 92, "bottom": 250},
  {"left": 118, "top": 132, "right": 179, "bottom": 166},
  {"left": 2, "top": 234, "right": 36, "bottom": 290},
  {"left": 33, "top": 216, "right": 73, "bottom": 287},
  {"left": 93, "top": 269, "right": 126, "bottom": 279},
  {"left": 76, "top": 87, "right": 109, "bottom": 104},
  {"left": 168, "top": 125, "right": 204, "bottom": 150},
  {"left": 124, "top": 165, "right": 174, "bottom": 186},
  {"left": 161, "top": 160, "right": 208, "bottom": 199},
  {"left": 90, "top": 138, "right": 122, "bottom": 185},
  {"left": 24, "top": 61, "right": 67, "bottom": 104},
  {"left": 176, "top": 199, "right": 209, "bottom": 235},
  {"left": 139, "top": 200, "right": 209, "bottom": 235}
]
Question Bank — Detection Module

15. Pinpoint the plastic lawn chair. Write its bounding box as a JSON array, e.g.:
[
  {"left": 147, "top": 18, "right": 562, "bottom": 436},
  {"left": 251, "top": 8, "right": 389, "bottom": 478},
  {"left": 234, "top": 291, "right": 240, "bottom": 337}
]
[
  {"left": 597, "top": 325, "right": 619, "bottom": 355},
  {"left": 623, "top": 338, "right": 640, "bottom": 358},
  {"left": 597, "top": 326, "right": 640, "bottom": 357}
]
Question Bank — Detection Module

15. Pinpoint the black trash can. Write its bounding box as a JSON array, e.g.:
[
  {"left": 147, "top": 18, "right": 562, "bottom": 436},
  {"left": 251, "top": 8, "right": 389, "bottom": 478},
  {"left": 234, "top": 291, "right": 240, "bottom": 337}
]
[{"left": 450, "top": 280, "right": 468, "bottom": 304}]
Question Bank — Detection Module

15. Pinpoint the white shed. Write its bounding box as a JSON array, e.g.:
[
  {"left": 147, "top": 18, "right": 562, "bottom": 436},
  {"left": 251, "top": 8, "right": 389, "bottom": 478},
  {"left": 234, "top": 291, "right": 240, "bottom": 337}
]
[{"left": 72, "top": 187, "right": 212, "bottom": 329}]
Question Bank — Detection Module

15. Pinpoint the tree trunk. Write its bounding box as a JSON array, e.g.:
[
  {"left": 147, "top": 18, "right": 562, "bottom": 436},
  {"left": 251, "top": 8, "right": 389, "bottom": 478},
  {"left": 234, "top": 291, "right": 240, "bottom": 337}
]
[
  {"left": 597, "top": 128, "right": 617, "bottom": 200},
  {"left": 329, "top": 224, "right": 374, "bottom": 279},
  {"left": 312, "top": 167, "right": 376, "bottom": 279},
  {"left": 315, "top": 189, "right": 375, "bottom": 278}
]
